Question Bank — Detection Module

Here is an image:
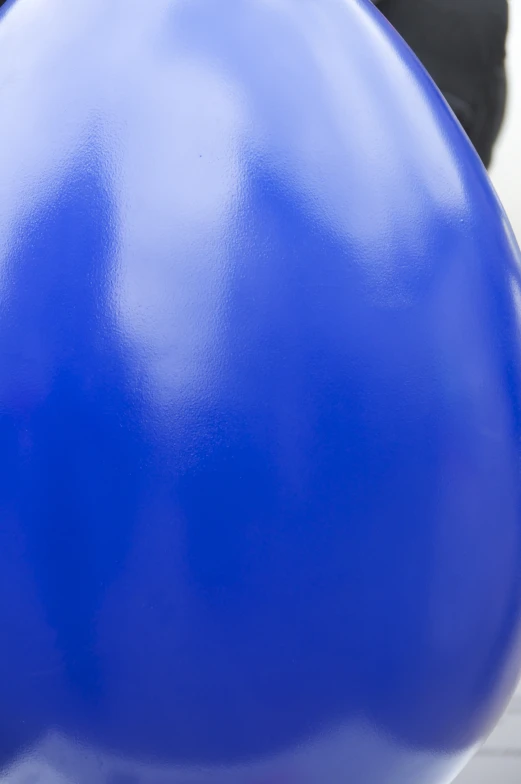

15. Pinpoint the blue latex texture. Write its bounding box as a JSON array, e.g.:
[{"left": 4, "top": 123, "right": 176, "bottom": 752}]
[{"left": 1, "top": 0, "right": 521, "bottom": 781}]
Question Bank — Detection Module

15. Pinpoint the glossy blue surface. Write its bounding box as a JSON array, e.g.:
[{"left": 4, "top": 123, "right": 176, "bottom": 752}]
[{"left": 1, "top": 0, "right": 521, "bottom": 781}]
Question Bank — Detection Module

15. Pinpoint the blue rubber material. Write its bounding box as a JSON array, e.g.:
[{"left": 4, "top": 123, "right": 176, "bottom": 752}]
[{"left": 1, "top": 0, "right": 521, "bottom": 781}]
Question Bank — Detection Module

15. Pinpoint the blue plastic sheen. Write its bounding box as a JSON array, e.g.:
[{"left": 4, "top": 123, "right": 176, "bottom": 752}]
[{"left": 1, "top": 0, "right": 521, "bottom": 781}]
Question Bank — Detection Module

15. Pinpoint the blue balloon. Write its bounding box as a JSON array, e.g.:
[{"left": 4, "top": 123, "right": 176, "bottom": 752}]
[{"left": 1, "top": 0, "right": 521, "bottom": 781}]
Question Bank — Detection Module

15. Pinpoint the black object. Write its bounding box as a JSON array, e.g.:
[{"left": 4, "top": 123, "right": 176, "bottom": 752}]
[{"left": 375, "top": 0, "right": 508, "bottom": 168}]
